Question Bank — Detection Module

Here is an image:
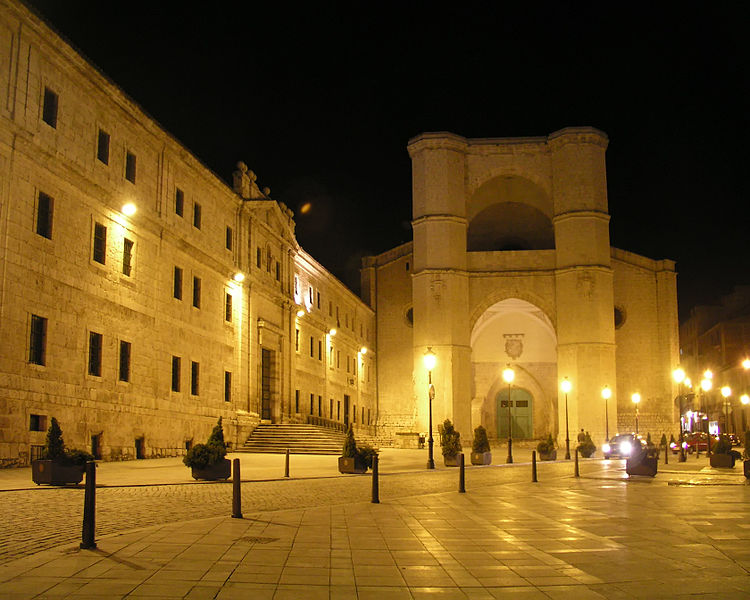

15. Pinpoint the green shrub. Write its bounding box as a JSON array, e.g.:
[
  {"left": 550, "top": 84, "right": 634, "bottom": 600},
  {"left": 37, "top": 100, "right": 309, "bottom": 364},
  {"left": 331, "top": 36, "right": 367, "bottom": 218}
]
[
  {"left": 646, "top": 433, "right": 654, "bottom": 447},
  {"left": 40, "top": 417, "right": 94, "bottom": 465},
  {"left": 669, "top": 433, "right": 676, "bottom": 445},
  {"left": 439, "top": 419, "right": 461, "bottom": 457},
  {"left": 660, "top": 433, "right": 668, "bottom": 447},
  {"left": 577, "top": 431, "right": 596, "bottom": 458},
  {"left": 472, "top": 425, "right": 491, "bottom": 453},
  {"left": 183, "top": 418, "right": 227, "bottom": 469},
  {"left": 537, "top": 433, "right": 555, "bottom": 455},
  {"left": 341, "top": 426, "right": 377, "bottom": 469},
  {"left": 357, "top": 444, "right": 378, "bottom": 469},
  {"left": 713, "top": 434, "right": 733, "bottom": 455}
]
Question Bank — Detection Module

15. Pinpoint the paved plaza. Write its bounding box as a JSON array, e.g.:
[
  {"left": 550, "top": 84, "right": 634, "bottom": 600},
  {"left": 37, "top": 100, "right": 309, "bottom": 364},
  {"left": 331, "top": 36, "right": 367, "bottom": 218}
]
[{"left": 0, "top": 448, "right": 748, "bottom": 599}]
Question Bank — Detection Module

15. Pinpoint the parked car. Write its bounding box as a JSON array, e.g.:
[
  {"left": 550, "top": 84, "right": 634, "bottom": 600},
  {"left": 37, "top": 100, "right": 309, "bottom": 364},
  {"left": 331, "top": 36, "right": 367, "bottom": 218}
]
[
  {"left": 727, "top": 433, "right": 742, "bottom": 447},
  {"left": 682, "top": 431, "right": 719, "bottom": 454},
  {"left": 603, "top": 433, "right": 643, "bottom": 459}
]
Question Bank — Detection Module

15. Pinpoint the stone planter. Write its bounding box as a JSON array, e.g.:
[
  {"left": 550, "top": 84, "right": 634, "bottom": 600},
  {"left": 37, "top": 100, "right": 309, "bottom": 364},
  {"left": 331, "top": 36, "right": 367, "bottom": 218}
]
[
  {"left": 626, "top": 453, "right": 657, "bottom": 477},
  {"left": 538, "top": 450, "right": 557, "bottom": 461},
  {"left": 338, "top": 456, "right": 367, "bottom": 474},
  {"left": 744, "top": 460, "right": 750, "bottom": 480},
  {"left": 443, "top": 454, "right": 461, "bottom": 467},
  {"left": 709, "top": 453, "right": 735, "bottom": 469},
  {"left": 471, "top": 451, "right": 491, "bottom": 465},
  {"left": 32, "top": 460, "right": 85, "bottom": 486},
  {"left": 190, "top": 458, "right": 231, "bottom": 480}
]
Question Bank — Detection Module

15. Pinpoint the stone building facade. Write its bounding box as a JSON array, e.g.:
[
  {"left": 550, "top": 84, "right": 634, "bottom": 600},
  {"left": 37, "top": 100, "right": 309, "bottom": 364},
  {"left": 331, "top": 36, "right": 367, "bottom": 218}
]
[
  {"left": 0, "top": 0, "right": 375, "bottom": 465},
  {"left": 362, "top": 131, "right": 680, "bottom": 449}
]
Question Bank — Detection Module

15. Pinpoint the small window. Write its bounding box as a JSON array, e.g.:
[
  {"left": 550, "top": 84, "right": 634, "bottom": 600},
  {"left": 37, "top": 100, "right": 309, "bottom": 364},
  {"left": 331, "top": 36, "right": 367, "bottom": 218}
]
[
  {"left": 224, "top": 371, "right": 232, "bottom": 402},
  {"left": 42, "top": 87, "right": 58, "bottom": 128},
  {"left": 318, "top": 340, "right": 322, "bottom": 361},
  {"left": 226, "top": 226, "right": 233, "bottom": 251},
  {"left": 406, "top": 261, "right": 410, "bottom": 271},
  {"left": 257, "top": 247, "right": 262, "bottom": 268},
  {"left": 192, "top": 276, "right": 201, "bottom": 308},
  {"left": 122, "top": 238, "right": 134, "bottom": 276},
  {"left": 29, "top": 315, "right": 47, "bottom": 365},
  {"left": 88, "top": 331, "right": 103, "bottom": 377},
  {"left": 93, "top": 222, "right": 107, "bottom": 264},
  {"left": 295, "top": 389, "right": 300, "bottom": 413},
  {"left": 353, "top": 404, "right": 357, "bottom": 423},
  {"left": 295, "top": 328, "right": 300, "bottom": 352},
  {"left": 193, "top": 202, "right": 201, "bottom": 229},
  {"left": 317, "top": 292, "right": 320, "bottom": 309},
  {"left": 173, "top": 267, "right": 183, "bottom": 300},
  {"left": 318, "top": 395, "right": 322, "bottom": 417},
  {"left": 310, "top": 336, "right": 314, "bottom": 358},
  {"left": 329, "top": 398, "right": 333, "bottom": 418},
  {"left": 97, "top": 129, "right": 110, "bottom": 164},
  {"left": 125, "top": 151, "right": 137, "bottom": 183},
  {"left": 310, "top": 393, "right": 314, "bottom": 415},
  {"left": 36, "top": 191, "right": 53, "bottom": 239},
  {"left": 191, "top": 361, "right": 199, "bottom": 395},
  {"left": 175, "top": 188, "right": 184, "bottom": 217},
  {"left": 30, "top": 414, "right": 47, "bottom": 432},
  {"left": 294, "top": 275, "right": 299, "bottom": 295},
  {"left": 171, "top": 356, "right": 181, "bottom": 392},
  {"left": 225, "top": 293, "right": 233, "bottom": 322},
  {"left": 329, "top": 301, "right": 332, "bottom": 317},
  {"left": 266, "top": 247, "right": 272, "bottom": 273},
  {"left": 275, "top": 262, "right": 280, "bottom": 281},
  {"left": 119, "top": 340, "right": 131, "bottom": 382}
]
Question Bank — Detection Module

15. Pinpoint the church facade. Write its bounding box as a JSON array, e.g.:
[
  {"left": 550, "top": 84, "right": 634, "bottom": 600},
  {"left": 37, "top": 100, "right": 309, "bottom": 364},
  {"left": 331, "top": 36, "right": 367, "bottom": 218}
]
[{"left": 362, "top": 131, "right": 680, "bottom": 449}]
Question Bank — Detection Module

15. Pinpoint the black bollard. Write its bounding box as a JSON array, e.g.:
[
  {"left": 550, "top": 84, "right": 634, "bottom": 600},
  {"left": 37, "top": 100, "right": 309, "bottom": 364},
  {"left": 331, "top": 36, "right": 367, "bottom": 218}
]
[
  {"left": 285, "top": 448, "right": 290, "bottom": 478},
  {"left": 664, "top": 445, "right": 668, "bottom": 465},
  {"left": 532, "top": 450, "right": 538, "bottom": 482},
  {"left": 232, "top": 458, "right": 242, "bottom": 519},
  {"left": 80, "top": 461, "right": 96, "bottom": 549},
  {"left": 574, "top": 448, "right": 580, "bottom": 478},
  {"left": 371, "top": 454, "right": 380, "bottom": 504},
  {"left": 459, "top": 453, "right": 466, "bottom": 493}
]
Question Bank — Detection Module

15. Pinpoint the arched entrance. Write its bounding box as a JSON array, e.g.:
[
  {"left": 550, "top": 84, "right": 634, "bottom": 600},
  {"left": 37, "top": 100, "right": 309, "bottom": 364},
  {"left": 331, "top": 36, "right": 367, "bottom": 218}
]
[{"left": 496, "top": 388, "right": 533, "bottom": 438}]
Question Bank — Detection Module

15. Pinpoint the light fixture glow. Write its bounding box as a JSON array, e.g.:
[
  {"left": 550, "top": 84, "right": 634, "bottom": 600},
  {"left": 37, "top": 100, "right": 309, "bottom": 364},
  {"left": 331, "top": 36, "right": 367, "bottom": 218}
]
[
  {"left": 741, "top": 394, "right": 749, "bottom": 406},
  {"left": 233, "top": 272, "right": 245, "bottom": 283},
  {"left": 672, "top": 368, "right": 685, "bottom": 384},
  {"left": 601, "top": 385, "right": 612, "bottom": 400},
  {"left": 360, "top": 347, "right": 367, "bottom": 355},
  {"left": 296, "top": 309, "right": 305, "bottom": 318},
  {"left": 560, "top": 378, "right": 572, "bottom": 394},
  {"left": 704, "top": 369, "right": 713, "bottom": 380},
  {"left": 329, "top": 328, "right": 337, "bottom": 337},
  {"left": 631, "top": 392, "right": 641, "bottom": 404},
  {"left": 743, "top": 359, "right": 750, "bottom": 370},
  {"left": 721, "top": 385, "right": 731, "bottom": 398},
  {"left": 502, "top": 366, "right": 515, "bottom": 384},
  {"left": 423, "top": 347, "right": 436, "bottom": 371},
  {"left": 122, "top": 202, "right": 136, "bottom": 216},
  {"left": 701, "top": 378, "right": 712, "bottom": 392}
]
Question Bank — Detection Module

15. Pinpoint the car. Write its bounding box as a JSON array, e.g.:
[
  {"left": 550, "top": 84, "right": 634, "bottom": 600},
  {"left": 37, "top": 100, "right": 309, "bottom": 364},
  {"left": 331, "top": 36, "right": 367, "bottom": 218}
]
[
  {"left": 682, "top": 431, "right": 719, "bottom": 454},
  {"left": 727, "top": 433, "right": 742, "bottom": 447},
  {"left": 603, "top": 433, "right": 643, "bottom": 459}
]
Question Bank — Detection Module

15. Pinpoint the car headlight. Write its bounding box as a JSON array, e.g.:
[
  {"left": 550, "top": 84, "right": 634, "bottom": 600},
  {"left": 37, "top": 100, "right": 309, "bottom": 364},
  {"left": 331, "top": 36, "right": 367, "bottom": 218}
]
[
  {"left": 602, "top": 443, "right": 611, "bottom": 453},
  {"left": 621, "top": 441, "right": 632, "bottom": 455}
]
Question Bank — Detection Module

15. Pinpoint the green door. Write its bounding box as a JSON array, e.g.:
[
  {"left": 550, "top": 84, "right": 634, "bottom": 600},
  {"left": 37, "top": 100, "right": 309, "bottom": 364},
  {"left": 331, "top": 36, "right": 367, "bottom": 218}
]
[{"left": 497, "top": 388, "right": 533, "bottom": 439}]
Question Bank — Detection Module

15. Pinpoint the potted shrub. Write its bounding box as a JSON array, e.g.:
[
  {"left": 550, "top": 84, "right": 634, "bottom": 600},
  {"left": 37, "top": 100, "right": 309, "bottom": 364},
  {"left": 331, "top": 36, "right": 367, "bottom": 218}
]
[
  {"left": 536, "top": 433, "right": 557, "bottom": 461},
  {"left": 709, "top": 434, "right": 739, "bottom": 469},
  {"left": 626, "top": 438, "right": 658, "bottom": 477},
  {"left": 338, "top": 426, "right": 375, "bottom": 474},
  {"left": 439, "top": 419, "right": 462, "bottom": 467},
  {"left": 577, "top": 431, "right": 596, "bottom": 458},
  {"left": 32, "top": 417, "right": 94, "bottom": 486},
  {"left": 183, "top": 417, "right": 231, "bottom": 480},
  {"left": 470, "top": 425, "right": 492, "bottom": 465},
  {"left": 743, "top": 431, "right": 750, "bottom": 480}
]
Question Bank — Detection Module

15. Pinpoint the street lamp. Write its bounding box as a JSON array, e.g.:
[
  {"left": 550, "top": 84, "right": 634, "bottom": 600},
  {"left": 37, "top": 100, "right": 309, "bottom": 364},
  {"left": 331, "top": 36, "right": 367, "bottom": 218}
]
[
  {"left": 673, "top": 368, "right": 687, "bottom": 462},
  {"left": 502, "top": 366, "right": 515, "bottom": 464},
  {"left": 601, "top": 385, "right": 612, "bottom": 442},
  {"left": 561, "top": 378, "right": 572, "bottom": 460},
  {"left": 423, "top": 348, "right": 436, "bottom": 470},
  {"left": 632, "top": 393, "right": 641, "bottom": 434},
  {"left": 721, "top": 386, "right": 731, "bottom": 434},
  {"left": 700, "top": 377, "right": 712, "bottom": 456}
]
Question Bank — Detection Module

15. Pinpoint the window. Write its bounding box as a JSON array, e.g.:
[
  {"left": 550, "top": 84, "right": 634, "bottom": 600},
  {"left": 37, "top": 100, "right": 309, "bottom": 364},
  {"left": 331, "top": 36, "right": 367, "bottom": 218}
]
[
  {"left": 122, "top": 238, "right": 134, "bottom": 276},
  {"left": 318, "top": 395, "right": 322, "bottom": 417},
  {"left": 175, "top": 188, "right": 184, "bottom": 217},
  {"left": 295, "top": 389, "right": 300, "bottom": 413},
  {"left": 192, "top": 276, "right": 201, "bottom": 309},
  {"left": 266, "top": 247, "right": 272, "bottom": 273},
  {"left": 318, "top": 340, "right": 322, "bottom": 361},
  {"left": 88, "top": 331, "right": 103, "bottom": 377},
  {"left": 191, "top": 361, "right": 199, "bottom": 395},
  {"left": 171, "top": 356, "right": 181, "bottom": 392},
  {"left": 119, "top": 340, "right": 131, "bottom": 382},
  {"left": 93, "top": 222, "right": 107, "bottom": 264},
  {"left": 295, "top": 328, "right": 300, "bottom": 352},
  {"left": 224, "top": 371, "right": 232, "bottom": 402},
  {"left": 225, "top": 293, "right": 233, "bottom": 322},
  {"left": 173, "top": 267, "right": 183, "bottom": 300},
  {"left": 308, "top": 287, "right": 313, "bottom": 305},
  {"left": 347, "top": 356, "right": 350, "bottom": 373},
  {"left": 97, "top": 129, "right": 110, "bottom": 164},
  {"left": 125, "top": 151, "right": 136, "bottom": 183},
  {"left": 310, "top": 393, "right": 314, "bottom": 415},
  {"left": 226, "top": 226, "right": 233, "bottom": 251},
  {"left": 193, "top": 202, "right": 201, "bottom": 229},
  {"left": 310, "top": 336, "right": 314, "bottom": 357},
  {"left": 329, "top": 301, "right": 332, "bottom": 317},
  {"left": 257, "top": 247, "right": 262, "bottom": 268},
  {"left": 353, "top": 404, "right": 357, "bottom": 423},
  {"left": 29, "top": 315, "right": 47, "bottom": 365},
  {"left": 30, "top": 414, "right": 47, "bottom": 432},
  {"left": 294, "top": 275, "right": 299, "bottom": 296},
  {"left": 337, "top": 401, "right": 341, "bottom": 420},
  {"left": 42, "top": 87, "right": 58, "bottom": 128},
  {"left": 36, "top": 191, "right": 53, "bottom": 239},
  {"left": 317, "top": 292, "right": 320, "bottom": 309},
  {"left": 275, "top": 262, "right": 280, "bottom": 281},
  {"left": 337, "top": 350, "right": 340, "bottom": 369}
]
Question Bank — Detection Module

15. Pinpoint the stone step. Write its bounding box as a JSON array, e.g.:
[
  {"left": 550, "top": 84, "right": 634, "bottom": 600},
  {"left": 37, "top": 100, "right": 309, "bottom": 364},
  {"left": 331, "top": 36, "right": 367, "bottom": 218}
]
[{"left": 239, "top": 423, "right": 347, "bottom": 455}]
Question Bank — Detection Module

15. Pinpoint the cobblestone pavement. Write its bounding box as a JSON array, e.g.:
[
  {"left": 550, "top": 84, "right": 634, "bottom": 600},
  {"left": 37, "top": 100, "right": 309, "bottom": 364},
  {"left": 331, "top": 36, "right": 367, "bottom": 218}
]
[{"left": 0, "top": 458, "right": 578, "bottom": 565}]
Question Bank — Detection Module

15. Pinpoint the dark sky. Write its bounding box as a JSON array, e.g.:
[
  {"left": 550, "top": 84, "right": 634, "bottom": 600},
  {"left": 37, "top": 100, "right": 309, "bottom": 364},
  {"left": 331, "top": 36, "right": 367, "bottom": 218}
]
[{"left": 25, "top": 1, "right": 749, "bottom": 321}]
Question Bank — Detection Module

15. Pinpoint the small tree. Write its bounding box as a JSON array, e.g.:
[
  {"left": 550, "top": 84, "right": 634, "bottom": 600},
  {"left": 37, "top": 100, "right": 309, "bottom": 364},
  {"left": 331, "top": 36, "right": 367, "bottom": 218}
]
[
  {"left": 342, "top": 426, "right": 358, "bottom": 458},
  {"left": 184, "top": 418, "right": 227, "bottom": 469},
  {"left": 646, "top": 433, "right": 654, "bottom": 448},
  {"left": 439, "top": 419, "right": 461, "bottom": 457},
  {"left": 43, "top": 417, "right": 66, "bottom": 461},
  {"left": 537, "top": 433, "right": 555, "bottom": 455},
  {"left": 472, "top": 426, "right": 491, "bottom": 454},
  {"left": 659, "top": 433, "right": 668, "bottom": 448}
]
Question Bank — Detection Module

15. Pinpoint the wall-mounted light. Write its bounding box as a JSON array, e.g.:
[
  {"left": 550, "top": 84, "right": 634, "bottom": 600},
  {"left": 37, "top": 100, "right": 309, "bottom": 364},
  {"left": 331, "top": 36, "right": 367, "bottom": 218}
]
[
  {"left": 329, "top": 328, "right": 337, "bottom": 336},
  {"left": 296, "top": 309, "right": 305, "bottom": 318},
  {"left": 233, "top": 272, "right": 245, "bottom": 283},
  {"left": 360, "top": 347, "right": 367, "bottom": 355},
  {"left": 122, "top": 202, "right": 136, "bottom": 216}
]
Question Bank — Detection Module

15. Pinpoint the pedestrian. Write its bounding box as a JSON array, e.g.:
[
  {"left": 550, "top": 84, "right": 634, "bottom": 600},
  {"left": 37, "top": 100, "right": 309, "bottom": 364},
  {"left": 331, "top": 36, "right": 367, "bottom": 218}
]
[{"left": 577, "top": 428, "right": 586, "bottom": 443}]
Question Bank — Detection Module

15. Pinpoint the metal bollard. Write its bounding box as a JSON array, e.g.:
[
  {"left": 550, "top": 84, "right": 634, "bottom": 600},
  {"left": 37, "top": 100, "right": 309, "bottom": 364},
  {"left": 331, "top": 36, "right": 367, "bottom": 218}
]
[
  {"left": 232, "top": 458, "right": 242, "bottom": 519},
  {"left": 664, "top": 446, "right": 668, "bottom": 465},
  {"left": 459, "top": 453, "right": 466, "bottom": 493},
  {"left": 532, "top": 450, "right": 538, "bottom": 482},
  {"left": 574, "top": 448, "right": 580, "bottom": 478},
  {"left": 371, "top": 454, "right": 380, "bottom": 504},
  {"left": 285, "top": 448, "right": 290, "bottom": 478},
  {"left": 80, "top": 461, "right": 96, "bottom": 549}
]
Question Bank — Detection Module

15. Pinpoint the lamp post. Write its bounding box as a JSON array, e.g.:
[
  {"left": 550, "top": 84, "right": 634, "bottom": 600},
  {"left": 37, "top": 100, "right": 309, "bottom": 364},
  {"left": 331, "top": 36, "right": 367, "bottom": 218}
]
[
  {"left": 741, "top": 394, "right": 749, "bottom": 433},
  {"left": 601, "top": 385, "right": 611, "bottom": 442},
  {"left": 502, "top": 366, "right": 515, "bottom": 464},
  {"left": 631, "top": 393, "right": 641, "bottom": 434},
  {"left": 561, "top": 378, "right": 572, "bottom": 460},
  {"left": 701, "top": 375, "right": 712, "bottom": 456},
  {"left": 673, "top": 368, "right": 686, "bottom": 462},
  {"left": 423, "top": 348, "right": 436, "bottom": 470},
  {"left": 721, "top": 386, "right": 731, "bottom": 434}
]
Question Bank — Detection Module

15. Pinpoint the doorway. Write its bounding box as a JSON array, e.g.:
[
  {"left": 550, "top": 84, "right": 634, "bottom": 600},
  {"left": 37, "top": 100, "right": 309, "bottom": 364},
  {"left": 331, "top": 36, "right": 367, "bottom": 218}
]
[
  {"left": 90, "top": 433, "right": 102, "bottom": 460},
  {"left": 135, "top": 437, "right": 145, "bottom": 459},
  {"left": 344, "top": 395, "right": 350, "bottom": 427},
  {"left": 496, "top": 388, "right": 533, "bottom": 438},
  {"left": 261, "top": 348, "right": 272, "bottom": 421}
]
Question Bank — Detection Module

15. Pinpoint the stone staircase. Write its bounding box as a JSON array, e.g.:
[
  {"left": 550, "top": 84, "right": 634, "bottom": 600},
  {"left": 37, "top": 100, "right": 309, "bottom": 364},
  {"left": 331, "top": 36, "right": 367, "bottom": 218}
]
[{"left": 237, "top": 423, "right": 347, "bottom": 455}]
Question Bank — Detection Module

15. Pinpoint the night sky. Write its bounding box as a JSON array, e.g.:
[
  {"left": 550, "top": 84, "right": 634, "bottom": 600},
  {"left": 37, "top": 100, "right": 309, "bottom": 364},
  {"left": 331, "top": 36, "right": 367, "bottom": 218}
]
[{"left": 24, "top": 1, "right": 749, "bottom": 321}]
